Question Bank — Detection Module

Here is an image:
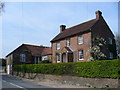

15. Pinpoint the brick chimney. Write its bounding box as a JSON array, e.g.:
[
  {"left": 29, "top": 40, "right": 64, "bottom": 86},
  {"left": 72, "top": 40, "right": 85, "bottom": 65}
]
[
  {"left": 95, "top": 10, "right": 102, "bottom": 19},
  {"left": 60, "top": 25, "right": 66, "bottom": 33}
]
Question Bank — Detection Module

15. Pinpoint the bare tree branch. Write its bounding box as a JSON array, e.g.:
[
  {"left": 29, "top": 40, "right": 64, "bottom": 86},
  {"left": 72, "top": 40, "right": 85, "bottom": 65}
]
[{"left": 0, "top": 2, "right": 5, "bottom": 14}]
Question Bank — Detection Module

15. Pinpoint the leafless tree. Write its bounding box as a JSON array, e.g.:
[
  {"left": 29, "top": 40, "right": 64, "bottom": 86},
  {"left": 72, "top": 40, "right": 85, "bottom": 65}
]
[{"left": 0, "top": 2, "right": 5, "bottom": 14}]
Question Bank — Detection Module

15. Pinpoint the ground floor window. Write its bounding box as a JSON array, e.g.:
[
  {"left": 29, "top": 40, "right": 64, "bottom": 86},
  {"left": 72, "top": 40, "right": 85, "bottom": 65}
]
[
  {"left": 78, "top": 50, "right": 84, "bottom": 60},
  {"left": 34, "top": 57, "right": 40, "bottom": 64},
  {"left": 56, "top": 54, "right": 60, "bottom": 63},
  {"left": 109, "top": 52, "right": 113, "bottom": 59}
]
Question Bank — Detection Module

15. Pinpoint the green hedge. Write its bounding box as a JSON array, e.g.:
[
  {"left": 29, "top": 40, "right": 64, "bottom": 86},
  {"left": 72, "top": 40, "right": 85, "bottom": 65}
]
[
  {"left": 13, "top": 59, "right": 120, "bottom": 78},
  {"left": 39, "top": 60, "right": 51, "bottom": 64}
]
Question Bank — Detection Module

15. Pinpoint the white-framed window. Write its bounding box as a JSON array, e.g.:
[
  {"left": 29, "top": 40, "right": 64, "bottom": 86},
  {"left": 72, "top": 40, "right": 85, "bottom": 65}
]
[
  {"left": 78, "top": 36, "right": 83, "bottom": 44},
  {"left": 108, "top": 38, "right": 112, "bottom": 44},
  {"left": 66, "top": 38, "right": 70, "bottom": 47},
  {"left": 109, "top": 52, "right": 113, "bottom": 59},
  {"left": 42, "top": 56, "right": 48, "bottom": 61},
  {"left": 20, "top": 54, "right": 26, "bottom": 62},
  {"left": 56, "top": 42, "right": 60, "bottom": 50},
  {"left": 56, "top": 54, "right": 60, "bottom": 63},
  {"left": 78, "top": 50, "right": 84, "bottom": 60}
]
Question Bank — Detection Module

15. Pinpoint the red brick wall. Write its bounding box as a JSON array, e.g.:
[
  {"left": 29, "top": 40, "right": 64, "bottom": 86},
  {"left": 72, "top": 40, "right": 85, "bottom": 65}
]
[{"left": 52, "top": 32, "right": 92, "bottom": 63}]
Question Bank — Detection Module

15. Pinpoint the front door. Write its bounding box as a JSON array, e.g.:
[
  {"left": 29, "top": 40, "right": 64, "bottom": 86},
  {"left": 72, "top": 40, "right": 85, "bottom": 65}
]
[{"left": 62, "top": 53, "right": 66, "bottom": 63}]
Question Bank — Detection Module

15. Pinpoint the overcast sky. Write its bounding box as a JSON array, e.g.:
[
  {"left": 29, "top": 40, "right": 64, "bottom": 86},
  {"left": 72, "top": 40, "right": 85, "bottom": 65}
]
[{"left": 1, "top": 2, "right": 118, "bottom": 58}]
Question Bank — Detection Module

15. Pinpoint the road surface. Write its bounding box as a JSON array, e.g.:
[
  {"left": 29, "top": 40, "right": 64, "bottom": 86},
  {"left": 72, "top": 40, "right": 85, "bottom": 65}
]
[{"left": 1, "top": 73, "right": 50, "bottom": 89}]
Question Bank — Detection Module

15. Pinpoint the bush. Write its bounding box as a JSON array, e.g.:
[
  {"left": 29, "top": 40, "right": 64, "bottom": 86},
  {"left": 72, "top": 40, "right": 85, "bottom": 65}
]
[{"left": 13, "top": 59, "right": 120, "bottom": 78}]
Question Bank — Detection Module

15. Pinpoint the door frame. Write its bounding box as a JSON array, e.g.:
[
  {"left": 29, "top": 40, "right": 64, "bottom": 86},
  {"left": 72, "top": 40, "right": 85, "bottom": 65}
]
[{"left": 62, "top": 53, "right": 66, "bottom": 63}]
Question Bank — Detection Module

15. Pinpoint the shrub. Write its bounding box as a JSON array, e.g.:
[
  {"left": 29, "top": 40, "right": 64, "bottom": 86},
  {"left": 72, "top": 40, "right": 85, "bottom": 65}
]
[
  {"left": 39, "top": 60, "right": 51, "bottom": 64},
  {"left": 13, "top": 59, "right": 120, "bottom": 78}
]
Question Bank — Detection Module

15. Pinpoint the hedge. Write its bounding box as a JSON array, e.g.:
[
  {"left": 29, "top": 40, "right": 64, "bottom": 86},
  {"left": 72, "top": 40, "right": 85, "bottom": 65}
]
[{"left": 13, "top": 59, "right": 120, "bottom": 78}]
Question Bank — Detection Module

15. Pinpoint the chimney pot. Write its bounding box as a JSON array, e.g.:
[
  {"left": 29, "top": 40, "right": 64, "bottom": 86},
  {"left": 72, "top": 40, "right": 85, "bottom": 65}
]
[
  {"left": 60, "top": 25, "right": 66, "bottom": 33},
  {"left": 95, "top": 10, "right": 102, "bottom": 19}
]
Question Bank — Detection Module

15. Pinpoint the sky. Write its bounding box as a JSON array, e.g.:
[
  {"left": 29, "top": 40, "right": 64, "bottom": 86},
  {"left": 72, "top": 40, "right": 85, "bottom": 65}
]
[{"left": 1, "top": 2, "right": 119, "bottom": 58}]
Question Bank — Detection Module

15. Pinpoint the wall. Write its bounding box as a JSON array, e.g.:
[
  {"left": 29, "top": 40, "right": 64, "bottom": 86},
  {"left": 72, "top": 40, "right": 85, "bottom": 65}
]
[
  {"left": 6, "top": 54, "right": 13, "bottom": 65},
  {"left": 12, "top": 71, "right": 119, "bottom": 88},
  {"left": 52, "top": 32, "right": 91, "bottom": 63},
  {"left": 92, "top": 17, "right": 117, "bottom": 59},
  {"left": 12, "top": 46, "right": 34, "bottom": 64},
  {"left": 6, "top": 54, "right": 13, "bottom": 74}
]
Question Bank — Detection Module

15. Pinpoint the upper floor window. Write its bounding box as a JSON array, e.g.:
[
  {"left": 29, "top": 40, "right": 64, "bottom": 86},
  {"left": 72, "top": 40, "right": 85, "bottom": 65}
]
[
  {"left": 56, "top": 42, "right": 60, "bottom": 50},
  {"left": 108, "top": 38, "right": 112, "bottom": 44},
  {"left": 66, "top": 38, "right": 70, "bottom": 47},
  {"left": 78, "top": 50, "right": 84, "bottom": 60},
  {"left": 20, "top": 54, "right": 26, "bottom": 62},
  {"left": 78, "top": 36, "right": 83, "bottom": 44},
  {"left": 56, "top": 54, "right": 60, "bottom": 63}
]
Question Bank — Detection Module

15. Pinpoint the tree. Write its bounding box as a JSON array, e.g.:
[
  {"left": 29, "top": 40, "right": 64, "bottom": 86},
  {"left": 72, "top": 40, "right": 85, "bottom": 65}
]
[
  {"left": 115, "top": 34, "right": 120, "bottom": 58},
  {"left": 0, "top": 58, "right": 6, "bottom": 66},
  {"left": 0, "top": 1, "right": 5, "bottom": 14},
  {"left": 87, "top": 36, "right": 106, "bottom": 61}
]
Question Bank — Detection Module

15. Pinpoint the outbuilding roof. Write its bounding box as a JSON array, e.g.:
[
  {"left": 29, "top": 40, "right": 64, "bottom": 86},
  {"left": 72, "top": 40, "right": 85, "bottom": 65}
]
[{"left": 6, "top": 44, "right": 52, "bottom": 57}]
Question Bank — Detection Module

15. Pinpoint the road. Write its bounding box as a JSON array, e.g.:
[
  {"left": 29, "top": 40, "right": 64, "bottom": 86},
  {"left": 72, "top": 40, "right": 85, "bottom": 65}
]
[
  {"left": 0, "top": 66, "right": 88, "bottom": 89},
  {"left": 1, "top": 73, "right": 50, "bottom": 89}
]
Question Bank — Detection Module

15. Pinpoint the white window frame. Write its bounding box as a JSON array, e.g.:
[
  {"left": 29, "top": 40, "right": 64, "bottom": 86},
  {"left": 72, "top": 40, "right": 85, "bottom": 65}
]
[
  {"left": 109, "top": 52, "right": 113, "bottom": 59},
  {"left": 56, "top": 42, "right": 60, "bottom": 50},
  {"left": 66, "top": 38, "right": 70, "bottom": 47},
  {"left": 78, "top": 36, "right": 83, "bottom": 44},
  {"left": 78, "top": 50, "right": 84, "bottom": 60},
  {"left": 56, "top": 54, "right": 60, "bottom": 63},
  {"left": 20, "top": 54, "right": 26, "bottom": 62},
  {"left": 42, "top": 56, "right": 48, "bottom": 61}
]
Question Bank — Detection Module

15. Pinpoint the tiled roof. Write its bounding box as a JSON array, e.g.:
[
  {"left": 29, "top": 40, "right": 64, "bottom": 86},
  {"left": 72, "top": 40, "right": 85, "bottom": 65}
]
[
  {"left": 6, "top": 44, "right": 52, "bottom": 57},
  {"left": 51, "top": 19, "right": 98, "bottom": 42},
  {"left": 24, "top": 44, "right": 47, "bottom": 56},
  {"left": 41, "top": 47, "right": 52, "bottom": 56},
  {"left": 24, "top": 44, "right": 52, "bottom": 56}
]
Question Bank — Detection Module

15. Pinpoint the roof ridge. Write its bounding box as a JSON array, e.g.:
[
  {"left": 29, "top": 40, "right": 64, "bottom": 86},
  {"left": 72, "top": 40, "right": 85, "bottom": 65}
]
[
  {"left": 23, "top": 44, "right": 50, "bottom": 48},
  {"left": 51, "top": 18, "right": 98, "bottom": 42},
  {"left": 63, "top": 18, "right": 97, "bottom": 32}
]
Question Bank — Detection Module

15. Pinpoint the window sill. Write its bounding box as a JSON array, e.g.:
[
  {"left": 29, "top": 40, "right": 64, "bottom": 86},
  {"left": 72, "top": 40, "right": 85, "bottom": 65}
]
[
  {"left": 57, "top": 61, "right": 60, "bottom": 63},
  {"left": 79, "top": 59, "right": 84, "bottom": 61},
  {"left": 56, "top": 48, "right": 60, "bottom": 50},
  {"left": 78, "top": 43, "right": 83, "bottom": 45}
]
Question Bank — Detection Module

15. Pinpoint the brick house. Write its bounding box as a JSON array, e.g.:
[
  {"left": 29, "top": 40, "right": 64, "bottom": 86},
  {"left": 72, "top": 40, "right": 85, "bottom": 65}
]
[
  {"left": 6, "top": 44, "right": 52, "bottom": 74},
  {"left": 51, "top": 10, "right": 117, "bottom": 63}
]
